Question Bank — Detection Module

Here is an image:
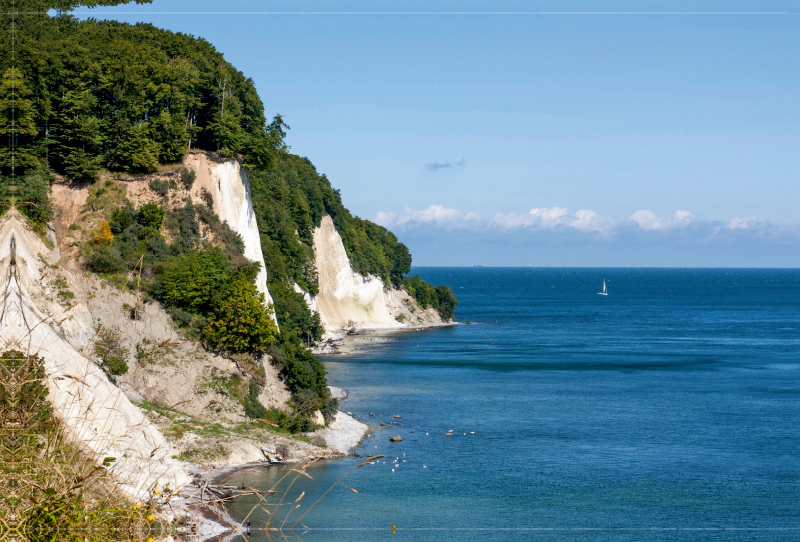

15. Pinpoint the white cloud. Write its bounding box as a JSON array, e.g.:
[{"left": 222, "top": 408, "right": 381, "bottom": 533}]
[
  {"left": 628, "top": 209, "right": 697, "bottom": 230},
  {"left": 491, "top": 206, "right": 615, "bottom": 234},
  {"left": 376, "top": 204, "right": 797, "bottom": 247},
  {"left": 375, "top": 205, "right": 481, "bottom": 230},
  {"left": 726, "top": 216, "right": 758, "bottom": 230}
]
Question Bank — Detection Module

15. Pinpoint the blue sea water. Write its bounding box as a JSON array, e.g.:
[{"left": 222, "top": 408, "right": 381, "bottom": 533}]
[{"left": 223, "top": 268, "right": 800, "bottom": 541}]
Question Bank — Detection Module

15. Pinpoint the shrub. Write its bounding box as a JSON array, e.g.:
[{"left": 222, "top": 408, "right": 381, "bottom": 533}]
[
  {"left": 243, "top": 379, "right": 267, "bottom": 419},
  {"left": 200, "top": 187, "right": 214, "bottom": 208},
  {"left": 148, "top": 178, "right": 170, "bottom": 197},
  {"left": 94, "top": 327, "right": 129, "bottom": 376},
  {"left": 91, "top": 221, "right": 114, "bottom": 245},
  {"left": 86, "top": 245, "right": 125, "bottom": 273},
  {"left": 180, "top": 167, "right": 196, "bottom": 189},
  {"left": 109, "top": 206, "right": 134, "bottom": 233},
  {"left": 155, "top": 247, "right": 232, "bottom": 314},
  {"left": 203, "top": 279, "right": 279, "bottom": 353},
  {"left": 136, "top": 202, "right": 165, "bottom": 229}
]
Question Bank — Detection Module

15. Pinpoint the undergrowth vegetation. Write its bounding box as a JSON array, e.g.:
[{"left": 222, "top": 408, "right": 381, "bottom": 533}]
[{"left": 0, "top": 349, "right": 149, "bottom": 541}]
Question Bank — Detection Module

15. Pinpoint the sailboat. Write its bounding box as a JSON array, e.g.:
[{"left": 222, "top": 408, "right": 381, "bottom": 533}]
[{"left": 597, "top": 279, "right": 608, "bottom": 296}]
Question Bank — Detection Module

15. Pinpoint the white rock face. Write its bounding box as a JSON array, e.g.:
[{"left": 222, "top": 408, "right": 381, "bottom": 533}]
[
  {"left": 184, "top": 153, "right": 277, "bottom": 324},
  {"left": 312, "top": 215, "right": 443, "bottom": 332},
  {"left": 0, "top": 211, "right": 189, "bottom": 500}
]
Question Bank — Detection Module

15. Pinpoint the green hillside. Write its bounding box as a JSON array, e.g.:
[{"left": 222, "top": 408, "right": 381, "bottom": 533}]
[{"left": 2, "top": 0, "right": 457, "bottom": 430}]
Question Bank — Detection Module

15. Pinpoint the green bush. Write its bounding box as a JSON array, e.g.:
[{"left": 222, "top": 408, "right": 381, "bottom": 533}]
[
  {"left": 94, "top": 327, "right": 129, "bottom": 376},
  {"left": 0, "top": 169, "right": 53, "bottom": 227},
  {"left": 136, "top": 202, "right": 165, "bottom": 229},
  {"left": 148, "top": 178, "right": 170, "bottom": 197},
  {"left": 243, "top": 379, "right": 268, "bottom": 419},
  {"left": 154, "top": 247, "right": 232, "bottom": 314},
  {"left": 86, "top": 245, "right": 125, "bottom": 274},
  {"left": 180, "top": 167, "right": 196, "bottom": 189},
  {"left": 203, "top": 279, "right": 279, "bottom": 353}
]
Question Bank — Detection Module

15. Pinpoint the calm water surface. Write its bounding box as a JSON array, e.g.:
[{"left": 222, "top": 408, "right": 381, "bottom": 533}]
[{"left": 224, "top": 268, "right": 800, "bottom": 541}]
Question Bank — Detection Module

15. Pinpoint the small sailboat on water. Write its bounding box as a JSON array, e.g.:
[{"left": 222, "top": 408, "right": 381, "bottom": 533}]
[{"left": 597, "top": 279, "right": 608, "bottom": 296}]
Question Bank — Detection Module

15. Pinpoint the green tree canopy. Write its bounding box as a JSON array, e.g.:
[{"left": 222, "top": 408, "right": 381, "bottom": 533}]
[{"left": 203, "top": 278, "right": 279, "bottom": 353}]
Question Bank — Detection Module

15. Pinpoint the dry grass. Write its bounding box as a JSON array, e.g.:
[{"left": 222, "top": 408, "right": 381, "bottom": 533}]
[{"left": 0, "top": 349, "right": 151, "bottom": 542}]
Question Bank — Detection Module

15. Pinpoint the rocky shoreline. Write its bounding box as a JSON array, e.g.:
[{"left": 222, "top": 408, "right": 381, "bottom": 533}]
[{"left": 161, "top": 390, "right": 368, "bottom": 541}]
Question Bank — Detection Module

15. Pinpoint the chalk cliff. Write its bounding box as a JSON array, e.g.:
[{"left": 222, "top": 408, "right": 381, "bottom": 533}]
[
  {"left": 311, "top": 215, "right": 443, "bottom": 332},
  {"left": 183, "top": 153, "right": 276, "bottom": 320},
  {"left": 0, "top": 210, "right": 189, "bottom": 500}
]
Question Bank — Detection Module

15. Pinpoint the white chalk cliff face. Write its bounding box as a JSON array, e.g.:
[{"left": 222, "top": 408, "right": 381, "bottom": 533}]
[
  {"left": 0, "top": 210, "right": 189, "bottom": 500},
  {"left": 312, "top": 215, "right": 442, "bottom": 332},
  {"left": 184, "top": 153, "right": 277, "bottom": 323}
]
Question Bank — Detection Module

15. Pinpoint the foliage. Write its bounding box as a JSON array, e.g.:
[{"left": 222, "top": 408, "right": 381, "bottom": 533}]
[
  {"left": 0, "top": 349, "right": 146, "bottom": 541},
  {"left": 0, "top": 168, "right": 54, "bottom": 227},
  {"left": 155, "top": 246, "right": 232, "bottom": 314},
  {"left": 4, "top": 7, "right": 286, "bottom": 180},
  {"left": 403, "top": 274, "right": 459, "bottom": 320},
  {"left": 149, "top": 178, "right": 170, "bottom": 197},
  {"left": 243, "top": 378, "right": 268, "bottom": 419},
  {"left": 203, "top": 279, "right": 279, "bottom": 353},
  {"left": 269, "top": 280, "right": 323, "bottom": 344},
  {"left": 136, "top": 202, "right": 165, "bottom": 229},
  {"left": 92, "top": 220, "right": 114, "bottom": 245},
  {"left": 180, "top": 167, "right": 196, "bottom": 189},
  {"left": 94, "top": 326, "right": 130, "bottom": 376}
]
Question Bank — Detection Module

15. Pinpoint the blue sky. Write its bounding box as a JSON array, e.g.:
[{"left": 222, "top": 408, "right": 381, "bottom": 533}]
[{"left": 75, "top": 1, "right": 800, "bottom": 266}]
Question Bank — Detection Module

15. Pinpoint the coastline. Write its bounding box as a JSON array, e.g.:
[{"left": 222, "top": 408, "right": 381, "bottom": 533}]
[
  {"left": 315, "top": 321, "right": 457, "bottom": 356},
  {"left": 164, "top": 323, "right": 451, "bottom": 540}
]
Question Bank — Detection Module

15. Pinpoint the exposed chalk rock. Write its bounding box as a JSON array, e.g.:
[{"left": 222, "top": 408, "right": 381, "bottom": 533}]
[
  {"left": 184, "top": 153, "right": 277, "bottom": 325},
  {"left": 0, "top": 210, "right": 189, "bottom": 500},
  {"left": 312, "top": 215, "right": 443, "bottom": 332}
]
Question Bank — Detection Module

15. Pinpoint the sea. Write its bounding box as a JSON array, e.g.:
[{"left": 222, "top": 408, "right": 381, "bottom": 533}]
[{"left": 222, "top": 268, "right": 800, "bottom": 541}]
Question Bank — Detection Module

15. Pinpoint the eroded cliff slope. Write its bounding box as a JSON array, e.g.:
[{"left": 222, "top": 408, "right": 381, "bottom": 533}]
[{"left": 312, "top": 215, "right": 443, "bottom": 332}]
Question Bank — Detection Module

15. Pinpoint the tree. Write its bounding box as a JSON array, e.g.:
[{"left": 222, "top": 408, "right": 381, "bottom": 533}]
[
  {"left": 56, "top": 87, "right": 103, "bottom": 182},
  {"left": 107, "top": 124, "right": 160, "bottom": 173},
  {"left": 203, "top": 279, "right": 279, "bottom": 353},
  {"left": 0, "top": 68, "right": 40, "bottom": 174},
  {"left": 136, "top": 202, "right": 165, "bottom": 229},
  {"left": 155, "top": 247, "right": 232, "bottom": 314},
  {"left": 92, "top": 220, "right": 114, "bottom": 245}
]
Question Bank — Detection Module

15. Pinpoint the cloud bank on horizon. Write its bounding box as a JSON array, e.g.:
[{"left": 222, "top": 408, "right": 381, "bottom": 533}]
[
  {"left": 374, "top": 204, "right": 800, "bottom": 266},
  {"left": 376, "top": 204, "right": 771, "bottom": 236}
]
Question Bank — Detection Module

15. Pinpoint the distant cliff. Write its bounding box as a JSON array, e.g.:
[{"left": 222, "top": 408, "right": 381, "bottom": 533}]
[{"left": 310, "top": 215, "right": 443, "bottom": 332}]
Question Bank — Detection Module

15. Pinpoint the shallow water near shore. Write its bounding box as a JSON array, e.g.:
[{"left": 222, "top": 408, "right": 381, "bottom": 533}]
[{"left": 224, "top": 268, "right": 800, "bottom": 541}]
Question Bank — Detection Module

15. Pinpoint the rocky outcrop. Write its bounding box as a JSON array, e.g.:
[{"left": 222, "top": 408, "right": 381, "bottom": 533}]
[{"left": 312, "top": 215, "right": 443, "bottom": 332}]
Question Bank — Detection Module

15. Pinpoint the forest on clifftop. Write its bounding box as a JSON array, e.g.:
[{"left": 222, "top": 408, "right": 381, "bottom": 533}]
[{"left": 1, "top": 0, "right": 457, "bottom": 428}]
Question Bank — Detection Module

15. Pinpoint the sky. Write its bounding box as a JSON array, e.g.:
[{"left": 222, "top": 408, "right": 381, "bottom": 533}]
[{"left": 73, "top": 0, "right": 800, "bottom": 266}]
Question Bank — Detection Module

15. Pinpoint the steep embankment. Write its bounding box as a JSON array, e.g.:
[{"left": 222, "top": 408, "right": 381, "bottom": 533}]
[
  {"left": 47, "top": 159, "right": 365, "bottom": 470},
  {"left": 311, "top": 215, "right": 442, "bottom": 332},
  {"left": 0, "top": 210, "right": 188, "bottom": 500}
]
